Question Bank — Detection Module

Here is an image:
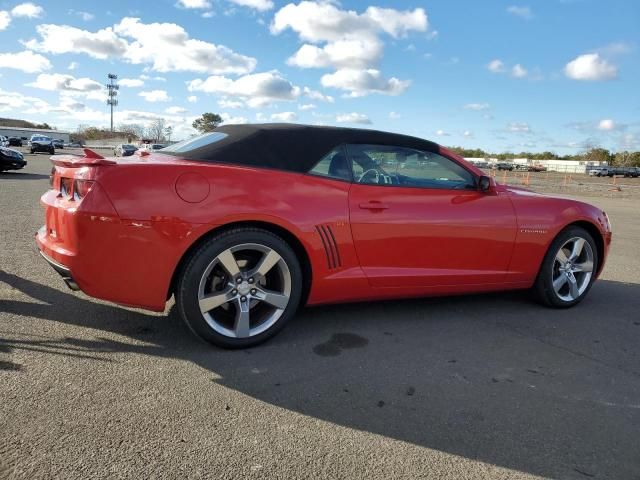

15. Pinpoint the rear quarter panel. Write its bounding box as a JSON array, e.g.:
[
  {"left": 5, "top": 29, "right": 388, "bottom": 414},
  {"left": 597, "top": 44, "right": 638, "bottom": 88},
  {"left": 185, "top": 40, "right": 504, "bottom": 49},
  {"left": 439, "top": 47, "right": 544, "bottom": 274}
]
[{"left": 93, "top": 160, "right": 366, "bottom": 308}]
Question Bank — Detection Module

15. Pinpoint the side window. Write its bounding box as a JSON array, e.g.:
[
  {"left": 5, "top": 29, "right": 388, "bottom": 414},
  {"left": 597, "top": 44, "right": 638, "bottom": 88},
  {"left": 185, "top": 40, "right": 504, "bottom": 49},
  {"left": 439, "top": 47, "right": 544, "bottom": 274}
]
[
  {"left": 308, "top": 146, "right": 351, "bottom": 181},
  {"left": 346, "top": 144, "right": 475, "bottom": 190}
]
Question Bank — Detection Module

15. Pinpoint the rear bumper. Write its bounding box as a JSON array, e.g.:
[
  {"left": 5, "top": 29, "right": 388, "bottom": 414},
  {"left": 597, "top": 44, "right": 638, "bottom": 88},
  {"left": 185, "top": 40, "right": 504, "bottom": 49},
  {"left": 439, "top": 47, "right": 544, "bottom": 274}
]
[{"left": 38, "top": 246, "right": 80, "bottom": 291}]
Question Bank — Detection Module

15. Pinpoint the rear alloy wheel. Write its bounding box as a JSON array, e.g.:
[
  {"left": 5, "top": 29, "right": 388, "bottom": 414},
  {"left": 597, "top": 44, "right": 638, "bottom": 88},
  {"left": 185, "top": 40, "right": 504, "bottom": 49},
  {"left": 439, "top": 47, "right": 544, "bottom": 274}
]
[
  {"left": 534, "top": 226, "right": 598, "bottom": 308},
  {"left": 176, "top": 228, "right": 303, "bottom": 348}
]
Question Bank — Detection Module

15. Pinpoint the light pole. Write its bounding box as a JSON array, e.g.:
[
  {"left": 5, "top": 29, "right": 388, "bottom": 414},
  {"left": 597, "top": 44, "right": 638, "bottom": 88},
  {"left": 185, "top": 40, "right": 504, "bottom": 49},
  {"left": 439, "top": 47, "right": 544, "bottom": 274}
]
[{"left": 106, "top": 73, "right": 119, "bottom": 132}]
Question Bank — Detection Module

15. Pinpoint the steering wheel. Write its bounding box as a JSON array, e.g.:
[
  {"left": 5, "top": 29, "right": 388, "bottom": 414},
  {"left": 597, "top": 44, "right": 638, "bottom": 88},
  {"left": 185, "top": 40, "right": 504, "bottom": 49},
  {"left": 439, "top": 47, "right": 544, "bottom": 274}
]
[{"left": 358, "top": 168, "right": 380, "bottom": 184}]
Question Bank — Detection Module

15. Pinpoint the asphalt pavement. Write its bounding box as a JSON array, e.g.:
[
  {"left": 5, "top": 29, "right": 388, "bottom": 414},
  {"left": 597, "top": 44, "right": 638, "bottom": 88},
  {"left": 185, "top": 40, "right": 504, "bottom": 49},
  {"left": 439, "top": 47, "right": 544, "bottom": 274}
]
[{"left": 1, "top": 154, "right": 639, "bottom": 479}]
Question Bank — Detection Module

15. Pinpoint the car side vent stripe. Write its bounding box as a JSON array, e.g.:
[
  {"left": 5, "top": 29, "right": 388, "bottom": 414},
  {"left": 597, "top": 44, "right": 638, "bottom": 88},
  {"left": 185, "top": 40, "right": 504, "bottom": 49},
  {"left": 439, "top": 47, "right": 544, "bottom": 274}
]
[{"left": 315, "top": 225, "right": 341, "bottom": 270}]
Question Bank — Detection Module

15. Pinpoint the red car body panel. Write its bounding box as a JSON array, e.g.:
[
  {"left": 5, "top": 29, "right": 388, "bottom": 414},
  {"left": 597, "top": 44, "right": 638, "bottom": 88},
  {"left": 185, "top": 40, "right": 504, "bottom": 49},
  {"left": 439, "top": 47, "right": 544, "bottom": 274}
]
[{"left": 36, "top": 147, "right": 612, "bottom": 313}]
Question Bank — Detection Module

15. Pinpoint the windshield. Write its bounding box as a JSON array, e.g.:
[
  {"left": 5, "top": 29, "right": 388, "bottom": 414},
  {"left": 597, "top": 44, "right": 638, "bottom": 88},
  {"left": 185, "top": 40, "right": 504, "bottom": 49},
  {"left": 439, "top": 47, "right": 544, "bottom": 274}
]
[
  {"left": 32, "top": 136, "right": 51, "bottom": 142},
  {"left": 159, "top": 132, "right": 228, "bottom": 154}
]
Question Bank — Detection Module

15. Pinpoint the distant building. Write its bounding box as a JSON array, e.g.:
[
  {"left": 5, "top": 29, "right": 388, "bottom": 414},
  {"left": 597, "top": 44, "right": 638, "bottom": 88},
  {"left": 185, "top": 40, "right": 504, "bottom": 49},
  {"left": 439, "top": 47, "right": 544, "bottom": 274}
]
[{"left": 0, "top": 125, "right": 70, "bottom": 143}]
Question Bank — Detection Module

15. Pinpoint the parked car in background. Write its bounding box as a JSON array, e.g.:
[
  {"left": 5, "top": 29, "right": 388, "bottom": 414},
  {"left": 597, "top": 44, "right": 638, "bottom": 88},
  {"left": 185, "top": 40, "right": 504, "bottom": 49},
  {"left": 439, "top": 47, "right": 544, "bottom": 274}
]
[
  {"left": 8, "top": 137, "right": 23, "bottom": 147},
  {"left": 52, "top": 139, "right": 64, "bottom": 149},
  {"left": 0, "top": 136, "right": 8, "bottom": 147},
  {"left": 621, "top": 167, "right": 639, "bottom": 178},
  {"left": 494, "top": 162, "right": 514, "bottom": 171},
  {"left": 528, "top": 164, "right": 547, "bottom": 172},
  {"left": 67, "top": 142, "right": 83, "bottom": 148},
  {"left": 514, "top": 164, "right": 529, "bottom": 171},
  {"left": 140, "top": 143, "right": 167, "bottom": 151},
  {"left": 589, "top": 167, "right": 609, "bottom": 177},
  {"left": 36, "top": 124, "right": 612, "bottom": 348},
  {"left": 29, "top": 135, "right": 55, "bottom": 154},
  {"left": 0, "top": 145, "right": 27, "bottom": 171},
  {"left": 114, "top": 144, "right": 138, "bottom": 157}
]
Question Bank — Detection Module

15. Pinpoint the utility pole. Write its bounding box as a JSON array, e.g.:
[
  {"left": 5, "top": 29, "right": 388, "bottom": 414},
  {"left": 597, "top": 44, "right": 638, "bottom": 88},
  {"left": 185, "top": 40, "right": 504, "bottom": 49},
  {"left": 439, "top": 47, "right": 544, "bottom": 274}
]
[{"left": 106, "top": 73, "right": 119, "bottom": 132}]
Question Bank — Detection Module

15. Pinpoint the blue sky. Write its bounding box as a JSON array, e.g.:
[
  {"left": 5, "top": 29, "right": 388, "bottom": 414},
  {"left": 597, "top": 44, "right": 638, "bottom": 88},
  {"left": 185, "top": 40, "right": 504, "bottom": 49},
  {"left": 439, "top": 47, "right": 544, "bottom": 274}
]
[{"left": 0, "top": 0, "right": 638, "bottom": 153}]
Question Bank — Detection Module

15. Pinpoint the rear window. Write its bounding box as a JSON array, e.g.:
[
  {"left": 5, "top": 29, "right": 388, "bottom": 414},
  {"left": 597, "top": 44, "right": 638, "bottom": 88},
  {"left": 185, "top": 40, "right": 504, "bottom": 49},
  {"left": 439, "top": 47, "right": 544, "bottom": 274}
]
[{"left": 159, "top": 132, "right": 228, "bottom": 154}]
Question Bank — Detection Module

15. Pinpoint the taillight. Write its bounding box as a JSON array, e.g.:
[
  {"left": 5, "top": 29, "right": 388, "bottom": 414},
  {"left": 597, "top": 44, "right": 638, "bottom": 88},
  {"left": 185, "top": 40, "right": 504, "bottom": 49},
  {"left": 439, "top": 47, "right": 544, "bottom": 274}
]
[
  {"left": 73, "top": 179, "right": 94, "bottom": 200},
  {"left": 60, "top": 177, "right": 72, "bottom": 197}
]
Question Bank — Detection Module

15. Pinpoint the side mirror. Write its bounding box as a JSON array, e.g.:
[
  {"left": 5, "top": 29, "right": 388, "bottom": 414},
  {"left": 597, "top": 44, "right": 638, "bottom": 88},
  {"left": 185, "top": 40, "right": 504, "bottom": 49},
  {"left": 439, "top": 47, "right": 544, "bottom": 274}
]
[{"left": 478, "top": 175, "right": 493, "bottom": 193}]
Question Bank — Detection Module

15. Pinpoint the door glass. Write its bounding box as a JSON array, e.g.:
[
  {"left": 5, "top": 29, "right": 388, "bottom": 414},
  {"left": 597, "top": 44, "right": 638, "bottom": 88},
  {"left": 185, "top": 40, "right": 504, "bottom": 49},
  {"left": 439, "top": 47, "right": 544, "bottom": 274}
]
[
  {"left": 347, "top": 144, "right": 475, "bottom": 190},
  {"left": 308, "top": 147, "right": 351, "bottom": 181}
]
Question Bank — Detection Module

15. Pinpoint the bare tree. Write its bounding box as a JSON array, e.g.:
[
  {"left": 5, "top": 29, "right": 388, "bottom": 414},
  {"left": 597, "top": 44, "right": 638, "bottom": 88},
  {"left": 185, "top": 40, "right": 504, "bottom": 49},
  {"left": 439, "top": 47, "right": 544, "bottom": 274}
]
[
  {"left": 147, "top": 118, "right": 166, "bottom": 142},
  {"left": 164, "top": 126, "right": 173, "bottom": 142},
  {"left": 118, "top": 123, "right": 145, "bottom": 139}
]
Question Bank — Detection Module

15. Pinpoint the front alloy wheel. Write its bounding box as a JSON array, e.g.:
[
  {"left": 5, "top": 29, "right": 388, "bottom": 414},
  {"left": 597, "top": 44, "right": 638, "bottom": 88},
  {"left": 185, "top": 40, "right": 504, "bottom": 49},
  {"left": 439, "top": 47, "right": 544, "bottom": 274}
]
[
  {"left": 551, "top": 237, "right": 594, "bottom": 302},
  {"left": 176, "top": 228, "right": 303, "bottom": 348},
  {"left": 534, "top": 226, "right": 599, "bottom": 308}
]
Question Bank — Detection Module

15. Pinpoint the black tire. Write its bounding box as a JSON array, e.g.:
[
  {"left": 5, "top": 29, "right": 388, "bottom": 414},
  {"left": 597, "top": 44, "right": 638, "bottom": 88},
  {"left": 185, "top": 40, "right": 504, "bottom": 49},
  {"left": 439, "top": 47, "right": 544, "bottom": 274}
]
[
  {"left": 29, "top": 150, "right": 34, "bottom": 154},
  {"left": 176, "top": 228, "right": 303, "bottom": 348},
  {"left": 534, "top": 226, "right": 599, "bottom": 308}
]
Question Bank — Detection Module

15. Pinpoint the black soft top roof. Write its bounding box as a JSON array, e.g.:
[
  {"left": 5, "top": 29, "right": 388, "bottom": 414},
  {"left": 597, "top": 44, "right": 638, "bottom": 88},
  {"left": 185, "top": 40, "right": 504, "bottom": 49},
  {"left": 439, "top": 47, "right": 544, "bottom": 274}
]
[{"left": 169, "top": 123, "right": 440, "bottom": 173}]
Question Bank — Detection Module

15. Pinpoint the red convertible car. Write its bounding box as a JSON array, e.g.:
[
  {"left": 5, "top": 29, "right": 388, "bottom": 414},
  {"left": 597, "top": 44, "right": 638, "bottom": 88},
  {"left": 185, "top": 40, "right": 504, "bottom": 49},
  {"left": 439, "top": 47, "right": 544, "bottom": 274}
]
[{"left": 36, "top": 124, "right": 612, "bottom": 348}]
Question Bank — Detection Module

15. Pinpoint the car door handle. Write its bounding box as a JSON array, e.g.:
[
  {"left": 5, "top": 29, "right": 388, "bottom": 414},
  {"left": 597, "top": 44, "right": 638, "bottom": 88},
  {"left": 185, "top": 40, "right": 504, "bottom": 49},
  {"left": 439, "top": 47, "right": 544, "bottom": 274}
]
[{"left": 359, "top": 201, "right": 389, "bottom": 210}]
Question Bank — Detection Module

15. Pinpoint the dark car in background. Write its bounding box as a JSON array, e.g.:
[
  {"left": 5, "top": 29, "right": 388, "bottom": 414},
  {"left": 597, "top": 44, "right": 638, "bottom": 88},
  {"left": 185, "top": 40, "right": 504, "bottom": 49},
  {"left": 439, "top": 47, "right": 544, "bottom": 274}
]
[
  {"left": 494, "top": 162, "right": 514, "bottom": 171},
  {"left": 8, "top": 137, "right": 23, "bottom": 147},
  {"left": 114, "top": 144, "right": 138, "bottom": 156},
  {"left": 0, "top": 146, "right": 27, "bottom": 172},
  {"left": 52, "top": 139, "right": 64, "bottom": 149},
  {"left": 29, "top": 135, "right": 55, "bottom": 154}
]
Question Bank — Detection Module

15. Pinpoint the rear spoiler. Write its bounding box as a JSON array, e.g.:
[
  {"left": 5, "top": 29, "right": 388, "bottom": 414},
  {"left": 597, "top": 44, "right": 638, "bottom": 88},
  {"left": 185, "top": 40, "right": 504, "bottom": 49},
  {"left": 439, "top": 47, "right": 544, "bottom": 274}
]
[{"left": 50, "top": 148, "right": 117, "bottom": 167}]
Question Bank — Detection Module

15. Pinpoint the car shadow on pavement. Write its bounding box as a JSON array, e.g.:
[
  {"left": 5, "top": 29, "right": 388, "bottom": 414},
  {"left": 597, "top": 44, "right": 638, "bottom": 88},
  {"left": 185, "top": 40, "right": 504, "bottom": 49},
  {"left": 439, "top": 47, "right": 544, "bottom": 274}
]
[
  {"left": 1, "top": 269, "right": 639, "bottom": 479},
  {"left": 0, "top": 172, "right": 50, "bottom": 180}
]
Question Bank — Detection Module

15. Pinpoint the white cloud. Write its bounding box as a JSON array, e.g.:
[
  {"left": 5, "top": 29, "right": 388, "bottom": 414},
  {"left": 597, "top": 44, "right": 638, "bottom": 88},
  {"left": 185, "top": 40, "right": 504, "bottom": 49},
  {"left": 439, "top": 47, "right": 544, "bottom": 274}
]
[
  {"left": 389, "top": 111, "right": 400, "bottom": 119},
  {"left": 187, "top": 95, "right": 198, "bottom": 103},
  {"left": 188, "top": 71, "right": 301, "bottom": 107},
  {"left": 298, "top": 103, "right": 316, "bottom": 111},
  {"left": 202, "top": 11, "right": 214, "bottom": 18},
  {"left": 321, "top": 68, "right": 410, "bottom": 97},
  {"left": 271, "top": 3, "right": 427, "bottom": 43},
  {"left": 177, "top": 0, "right": 212, "bottom": 8},
  {"left": 303, "top": 86, "right": 334, "bottom": 103},
  {"left": 508, "top": 122, "right": 531, "bottom": 133},
  {"left": 228, "top": 0, "right": 273, "bottom": 11},
  {"left": 0, "top": 11, "right": 10, "bottom": 30},
  {"left": 139, "top": 89, "right": 171, "bottom": 102},
  {"left": 597, "top": 119, "right": 616, "bottom": 131},
  {"left": 166, "top": 106, "right": 188, "bottom": 114},
  {"left": 487, "top": 59, "right": 505, "bottom": 73},
  {"left": 435, "top": 129, "right": 450, "bottom": 137},
  {"left": 511, "top": 63, "right": 528, "bottom": 78},
  {"left": 271, "top": 111, "right": 298, "bottom": 121},
  {"left": 24, "top": 24, "right": 128, "bottom": 59},
  {"left": 0, "top": 50, "right": 51, "bottom": 73},
  {"left": 69, "top": 9, "right": 94, "bottom": 21},
  {"left": 220, "top": 114, "right": 249, "bottom": 125},
  {"left": 119, "top": 78, "right": 144, "bottom": 87},
  {"left": 597, "top": 42, "right": 633, "bottom": 56},
  {"left": 271, "top": 2, "right": 424, "bottom": 96},
  {"left": 426, "top": 30, "right": 438, "bottom": 40},
  {"left": 463, "top": 130, "right": 474, "bottom": 138},
  {"left": 25, "top": 17, "right": 257, "bottom": 75},
  {"left": 11, "top": 2, "right": 44, "bottom": 18},
  {"left": 506, "top": 6, "right": 533, "bottom": 20},
  {"left": 67, "top": 61, "right": 78, "bottom": 70},
  {"left": 114, "top": 17, "right": 256, "bottom": 74},
  {"left": 218, "top": 98, "right": 244, "bottom": 109},
  {"left": 564, "top": 53, "right": 617, "bottom": 81},
  {"left": 464, "top": 103, "right": 490, "bottom": 111},
  {"left": 336, "top": 112, "right": 371, "bottom": 125},
  {"left": 27, "top": 73, "right": 103, "bottom": 93},
  {"left": 287, "top": 38, "right": 383, "bottom": 69}
]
